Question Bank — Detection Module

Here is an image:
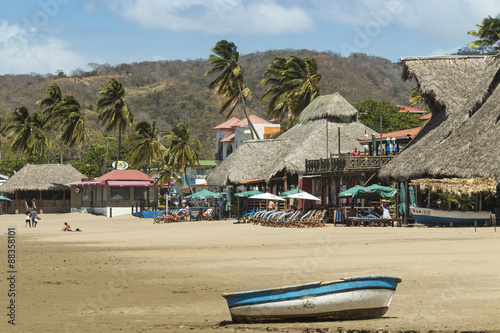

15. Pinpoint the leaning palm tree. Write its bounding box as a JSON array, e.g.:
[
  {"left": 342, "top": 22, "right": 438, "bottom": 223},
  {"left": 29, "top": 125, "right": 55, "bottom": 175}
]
[
  {"left": 205, "top": 40, "right": 261, "bottom": 140},
  {"left": 127, "top": 120, "right": 166, "bottom": 169},
  {"left": 37, "top": 83, "right": 65, "bottom": 162},
  {"left": 95, "top": 78, "right": 134, "bottom": 168},
  {"left": 468, "top": 15, "right": 500, "bottom": 52},
  {"left": 165, "top": 122, "right": 202, "bottom": 194},
  {"left": 2, "top": 106, "right": 48, "bottom": 163},
  {"left": 260, "top": 55, "right": 321, "bottom": 124},
  {"left": 53, "top": 95, "right": 103, "bottom": 175}
]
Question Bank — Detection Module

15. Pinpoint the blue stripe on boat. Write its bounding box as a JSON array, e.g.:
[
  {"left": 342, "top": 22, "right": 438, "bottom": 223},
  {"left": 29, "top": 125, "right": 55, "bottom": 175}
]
[{"left": 223, "top": 276, "right": 401, "bottom": 308}]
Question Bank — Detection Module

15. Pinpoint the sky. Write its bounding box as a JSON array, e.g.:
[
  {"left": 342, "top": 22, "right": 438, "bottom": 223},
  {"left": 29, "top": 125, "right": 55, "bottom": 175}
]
[{"left": 1, "top": 0, "right": 500, "bottom": 75}]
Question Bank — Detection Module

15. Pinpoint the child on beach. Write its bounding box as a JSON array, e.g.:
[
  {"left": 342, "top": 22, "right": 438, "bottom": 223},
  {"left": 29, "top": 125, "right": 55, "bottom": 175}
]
[{"left": 25, "top": 211, "right": 32, "bottom": 228}]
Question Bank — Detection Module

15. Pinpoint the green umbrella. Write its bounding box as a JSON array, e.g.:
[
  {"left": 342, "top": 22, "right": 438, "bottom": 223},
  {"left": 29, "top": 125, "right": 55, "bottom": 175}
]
[
  {"left": 234, "top": 190, "right": 263, "bottom": 198},
  {"left": 187, "top": 189, "right": 223, "bottom": 199},
  {"left": 361, "top": 184, "right": 397, "bottom": 199},
  {"left": 338, "top": 185, "right": 365, "bottom": 198},
  {"left": 0, "top": 195, "right": 12, "bottom": 201}
]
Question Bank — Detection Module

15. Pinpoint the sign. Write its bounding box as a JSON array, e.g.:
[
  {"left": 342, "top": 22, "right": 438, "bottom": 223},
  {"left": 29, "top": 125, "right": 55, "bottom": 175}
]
[
  {"left": 75, "top": 187, "right": 81, "bottom": 194},
  {"left": 111, "top": 161, "right": 129, "bottom": 170}
]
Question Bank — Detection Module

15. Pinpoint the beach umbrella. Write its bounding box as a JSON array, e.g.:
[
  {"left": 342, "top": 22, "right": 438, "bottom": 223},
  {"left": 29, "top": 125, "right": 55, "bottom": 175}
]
[
  {"left": 234, "top": 190, "right": 263, "bottom": 198},
  {"left": 0, "top": 195, "right": 12, "bottom": 201},
  {"left": 187, "top": 189, "right": 223, "bottom": 199},
  {"left": 280, "top": 188, "right": 304, "bottom": 197},
  {"left": 338, "top": 185, "right": 365, "bottom": 198},
  {"left": 286, "top": 191, "right": 321, "bottom": 201},
  {"left": 248, "top": 192, "right": 285, "bottom": 201},
  {"left": 361, "top": 184, "right": 397, "bottom": 199}
]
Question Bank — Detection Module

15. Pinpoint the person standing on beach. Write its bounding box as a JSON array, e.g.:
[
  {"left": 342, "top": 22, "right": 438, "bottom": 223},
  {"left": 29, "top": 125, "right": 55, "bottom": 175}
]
[
  {"left": 25, "top": 211, "right": 32, "bottom": 228},
  {"left": 31, "top": 208, "right": 38, "bottom": 228}
]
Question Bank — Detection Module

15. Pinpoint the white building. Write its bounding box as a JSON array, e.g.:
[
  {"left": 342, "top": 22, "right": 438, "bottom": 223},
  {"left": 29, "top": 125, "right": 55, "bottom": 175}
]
[{"left": 213, "top": 115, "right": 280, "bottom": 163}]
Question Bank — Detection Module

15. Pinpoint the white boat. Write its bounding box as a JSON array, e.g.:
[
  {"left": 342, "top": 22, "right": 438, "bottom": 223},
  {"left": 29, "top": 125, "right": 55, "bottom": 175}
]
[
  {"left": 410, "top": 207, "right": 491, "bottom": 226},
  {"left": 222, "top": 275, "right": 401, "bottom": 323}
]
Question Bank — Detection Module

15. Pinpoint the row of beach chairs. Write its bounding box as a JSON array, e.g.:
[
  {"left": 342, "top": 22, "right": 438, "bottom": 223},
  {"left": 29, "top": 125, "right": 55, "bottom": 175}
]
[
  {"left": 249, "top": 210, "right": 327, "bottom": 228},
  {"left": 153, "top": 207, "right": 216, "bottom": 223}
]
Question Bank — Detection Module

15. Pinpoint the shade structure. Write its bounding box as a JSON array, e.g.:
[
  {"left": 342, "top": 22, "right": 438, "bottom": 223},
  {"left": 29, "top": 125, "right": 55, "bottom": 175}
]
[
  {"left": 234, "top": 190, "right": 263, "bottom": 198},
  {"left": 187, "top": 189, "right": 223, "bottom": 199},
  {"left": 361, "top": 184, "right": 397, "bottom": 199},
  {"left": 286, "top": 191, "right": 321, "bottom": 201},
  {"left": 0, "top": 195, "right": 12, "bottom": 201},
  {"left": 248, "top": 192, "right": 285, "bottom": 201},
  {"left": 338, "top": 185, "right": 366, "bottom": 198},
  {"left": 280, "top": 188, "right": 304, "bottom": 197}
]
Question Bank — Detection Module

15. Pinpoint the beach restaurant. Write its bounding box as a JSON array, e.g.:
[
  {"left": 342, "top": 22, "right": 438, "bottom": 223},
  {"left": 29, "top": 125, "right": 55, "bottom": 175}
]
[{"left": 71, "top": 169, "right": 157, "bottom": 217}]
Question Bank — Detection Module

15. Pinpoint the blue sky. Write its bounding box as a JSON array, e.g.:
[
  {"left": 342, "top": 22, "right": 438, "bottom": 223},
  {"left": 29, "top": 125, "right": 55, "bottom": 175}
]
[{"left": 1, "top": 0, "right": 500, "bottom": 75}]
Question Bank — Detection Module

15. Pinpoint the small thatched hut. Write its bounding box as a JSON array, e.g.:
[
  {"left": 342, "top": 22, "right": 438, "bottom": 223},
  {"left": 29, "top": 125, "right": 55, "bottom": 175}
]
[
  {"left": 206, "top": 93, "right": 374, "bottom": 192},
  {"left": 379, "top": 55, "right": 500, "bottom": 182},
  {"left": 0, "top": 164, "right": 85, "bottom": 214}
]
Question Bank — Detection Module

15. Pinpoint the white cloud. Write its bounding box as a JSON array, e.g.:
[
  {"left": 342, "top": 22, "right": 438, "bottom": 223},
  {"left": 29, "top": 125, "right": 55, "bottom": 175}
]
[
  {"left": 311, "top": 0, "right": 500, "bottom": 41},
  {"left": 106, "top": 0, "right": 314, "bottom": 34},
  {"left": 0, "top": 20, "right": 87, "bottom": 75}
]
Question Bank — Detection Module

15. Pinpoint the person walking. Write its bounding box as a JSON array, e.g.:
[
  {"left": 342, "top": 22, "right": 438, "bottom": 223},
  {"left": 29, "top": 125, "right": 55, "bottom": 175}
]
[
  {"left": 25, "top": 211, "right": 32, "bottom": 228},
  {"left": 31, "top": 208, "right": 38, "bottom": 228}
]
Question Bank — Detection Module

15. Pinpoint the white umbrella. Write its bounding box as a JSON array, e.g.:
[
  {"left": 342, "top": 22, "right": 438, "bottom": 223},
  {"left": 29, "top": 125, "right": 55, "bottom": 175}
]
[
  {"left": 286, "top": 192, "right": 321, "bottom": 201},
  {"left": 248, "top": 192, "right": 285, "bottom": 201}
]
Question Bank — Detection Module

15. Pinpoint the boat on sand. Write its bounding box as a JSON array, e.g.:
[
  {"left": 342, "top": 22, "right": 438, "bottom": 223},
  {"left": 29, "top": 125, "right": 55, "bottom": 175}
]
[
  {"left": 222, "top": 275, "right": 402, "bottom": 323},
  {"left": 410, "top": 207, "right": 491, "bottom": 226}
]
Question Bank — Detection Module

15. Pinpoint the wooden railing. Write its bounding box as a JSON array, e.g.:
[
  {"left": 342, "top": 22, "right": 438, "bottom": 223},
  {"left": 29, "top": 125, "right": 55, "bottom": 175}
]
[{"left": 305, "top": 155, "right": 394, "bottom": 174}]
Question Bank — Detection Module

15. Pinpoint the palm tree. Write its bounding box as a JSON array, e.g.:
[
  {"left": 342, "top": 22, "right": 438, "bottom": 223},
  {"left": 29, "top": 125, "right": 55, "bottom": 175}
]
[
  {"left": 95, "top": 78, "right": 134, "bottom": 168},
  {"left": 468, "top": 15, "right": 500, "bottom": 52},
  {"left": 2, "top": 106, "right": 48, "bottom": 163},
  {"left": 409, "top": 86, "right": 424, "bottom": 107},
  {"left": 165, "top": 122, "right": 202, "bottom": 194},
  {"left": 53, "top": 95, "right": 103, "bottom": 175},
  {"left": 260, "top": 56, "right": 321, "bottom": 124},
  {"left": 127, "top": 120, "right": 166, "bottom": 170},
  {"left": 37, "top": 83, "right": 64, "bottom": 162},
  {"left": 205, "top": 40, "right": 261, "bottom": 140}
]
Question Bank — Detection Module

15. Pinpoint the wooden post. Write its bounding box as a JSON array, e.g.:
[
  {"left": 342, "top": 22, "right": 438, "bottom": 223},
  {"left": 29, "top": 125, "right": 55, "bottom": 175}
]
[
  {"left": 474, "top": 220, "right": 477, "bottom": 232},
  {"left": 338, "top": 127, "right": 341, "bottom": 156}
]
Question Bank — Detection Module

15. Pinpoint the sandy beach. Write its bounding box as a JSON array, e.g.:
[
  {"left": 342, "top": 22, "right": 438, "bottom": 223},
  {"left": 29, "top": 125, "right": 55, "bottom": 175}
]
[{"left": 1, "top": 212, "right": 499, "bottom": 333}]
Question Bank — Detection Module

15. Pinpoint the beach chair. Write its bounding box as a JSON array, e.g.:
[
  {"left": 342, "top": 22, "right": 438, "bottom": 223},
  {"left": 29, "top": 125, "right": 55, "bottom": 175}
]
[
  {"left": 281, "top": 210, "right": 301, "bottom": 227},
  {"left": 295, "top": 210, "right": 314, "bottom": 228},
  {"left": 202, "top": 208, "right": 215, "bottom": 221},
  {"left": 271, "top": 211, "right": 292, "bottom": 227}
]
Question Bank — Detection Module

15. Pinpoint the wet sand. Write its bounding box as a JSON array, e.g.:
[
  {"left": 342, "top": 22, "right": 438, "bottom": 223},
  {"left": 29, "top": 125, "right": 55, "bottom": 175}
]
[{"left": 0, "top": 212, "right": 499, "bottom": 332}]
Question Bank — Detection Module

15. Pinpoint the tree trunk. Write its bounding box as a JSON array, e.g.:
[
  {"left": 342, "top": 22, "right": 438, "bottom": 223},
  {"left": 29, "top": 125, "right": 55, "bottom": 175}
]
[
  {"left": 116, "top": 130, "right": 121, "bottom": 169},
  {"left": 60, "top": 140, "right": 63, "bottom": 164},
  {"left": 237, "top": 83, "right": 261, "bottom": 140},
  {"left": 85, "top": 129, "right": 103, "bottom": 176},
  {"left": 184, "top": 166, "right": 193, "bottom": 194}
]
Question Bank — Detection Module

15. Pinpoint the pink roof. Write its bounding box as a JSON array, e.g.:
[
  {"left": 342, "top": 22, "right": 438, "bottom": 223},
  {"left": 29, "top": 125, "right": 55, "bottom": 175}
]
[
  {"left": 94, "top": 169, "right": 155, "bottom": 182},
  {"left": 213, "top": 117, "right": 241, "bottom": 130},
  {"left": 107, "top": 180, "right": 154, "bottom": 187},
  {"left": 396, "top": 105, "right": 427, "bottom": 114},
  {"left": 234, "top": 115, "right": 271, "bottom": 127},
  {"left": 420, "top": 113, "right": 432, "bottom": 120},
  {"left": 220, "top": 133, "right": 235, "bottom": 143},
  {"left": 358, "top": 127, "right": 421, "bottom": 141}
]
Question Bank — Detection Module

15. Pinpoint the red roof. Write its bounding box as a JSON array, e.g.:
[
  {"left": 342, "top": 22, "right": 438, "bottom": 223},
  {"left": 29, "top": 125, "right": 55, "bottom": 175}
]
[
  {"left": 107, "top": 180, "right": 154, "bottom": 187},
  {"left": 213, "top": 117, "right": 241, "bottom": 130},
  {"left": 234, "top": 115, "right": 271, "bottom": 127},
  {"left": 94, "top": 169, "right": 155, "bottom": 182},
  {"left": 358, "top": 127, "right": 421, "bottom": 142},
  {"left": 220, "top": 133, "right": 235, "bottom": 143},
  {"left": 396, "top": 105, "right": 427, "bottom": 114},
  {"left": 420, "top": 113, "right": 432, "bottom": 120}
]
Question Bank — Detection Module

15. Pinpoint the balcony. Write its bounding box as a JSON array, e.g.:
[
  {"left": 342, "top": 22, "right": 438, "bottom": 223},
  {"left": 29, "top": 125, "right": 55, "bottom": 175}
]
[{"left": 305, "top": 155, "right": 394, "bottom": 174}]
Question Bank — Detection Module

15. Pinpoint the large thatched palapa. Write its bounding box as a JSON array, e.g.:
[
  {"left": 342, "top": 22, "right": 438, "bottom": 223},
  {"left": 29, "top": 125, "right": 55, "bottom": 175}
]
[
  {"left": 379, "top": 55, "right": 500, "bottom": 182},
  {"left": 0, "top": 164, "right": 85, "bottom": 213},
  {"left": 206, "top": 93, "right": 374, "bottom": 186}
]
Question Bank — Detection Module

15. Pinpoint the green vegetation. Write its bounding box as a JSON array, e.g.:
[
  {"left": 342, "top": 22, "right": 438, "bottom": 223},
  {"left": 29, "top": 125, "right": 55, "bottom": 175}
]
[
  {"left": 468, "top": 15, "right": 500, "bottom": 52},
  {"left": 355, "top": 100, "right": 424, "bottom": 133}
]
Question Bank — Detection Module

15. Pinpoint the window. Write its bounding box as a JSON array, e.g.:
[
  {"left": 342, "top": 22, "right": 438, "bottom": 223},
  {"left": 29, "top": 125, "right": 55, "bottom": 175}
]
[
  {"left": 110, "top": 187, "right": 130, "bottom": 201},
  {"left": 134, "top": 187, "right": 150, "bottom": 201}
]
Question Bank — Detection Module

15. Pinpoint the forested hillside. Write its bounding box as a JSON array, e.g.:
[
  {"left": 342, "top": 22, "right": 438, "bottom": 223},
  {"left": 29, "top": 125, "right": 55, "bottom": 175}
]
[{"left": 0, "top": 50, "right": 413, "bottom": 159}]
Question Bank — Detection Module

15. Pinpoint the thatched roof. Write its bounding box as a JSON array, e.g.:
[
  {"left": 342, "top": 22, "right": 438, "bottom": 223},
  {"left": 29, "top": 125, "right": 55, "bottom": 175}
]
[
  {"left": 206, "top": 93, "right": 374, "bottom": 186},
  {"left": 299, "top": 92, "right": 358, "bottom": 123},
  {"left": 411, "top": 177, "right": 497, "bottom": 196},
  {"left": 379, "top": 55, "right": 500, "bottom": 182},
  {"left": 0, "top": 164, "right": 85, "bottom": 193}
]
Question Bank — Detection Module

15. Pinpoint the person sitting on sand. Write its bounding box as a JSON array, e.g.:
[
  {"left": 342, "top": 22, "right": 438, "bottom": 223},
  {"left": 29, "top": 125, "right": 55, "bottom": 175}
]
[{"left": 61, "top": 222, "right": 72, "bottom": 231}]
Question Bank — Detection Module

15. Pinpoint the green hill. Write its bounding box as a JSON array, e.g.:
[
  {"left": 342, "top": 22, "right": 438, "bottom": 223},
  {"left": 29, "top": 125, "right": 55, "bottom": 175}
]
[{"left": 0, "top": 50, "right": 413, "bottom": 159}]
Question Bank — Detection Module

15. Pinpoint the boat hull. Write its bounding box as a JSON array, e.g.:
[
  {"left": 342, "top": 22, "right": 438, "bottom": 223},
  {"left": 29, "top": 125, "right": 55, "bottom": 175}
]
[
  {"left": 410, "top": 207, "right": 491, "bottom": 226},
  {"left": 223, "top": 276, "right": 401, "bottom": 323}
]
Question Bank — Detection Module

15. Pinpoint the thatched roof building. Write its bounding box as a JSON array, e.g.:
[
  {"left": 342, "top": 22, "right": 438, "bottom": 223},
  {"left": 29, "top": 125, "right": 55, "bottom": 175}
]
[
  {"left": 0, "top": 164, "right": 85, "bottom": 193},
  {"left": 206, "top": 93, "right": 374, "bottom": 186},
  {"left": 379, "top": 55, "right": 500, "bottom": 182}
]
